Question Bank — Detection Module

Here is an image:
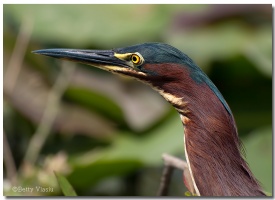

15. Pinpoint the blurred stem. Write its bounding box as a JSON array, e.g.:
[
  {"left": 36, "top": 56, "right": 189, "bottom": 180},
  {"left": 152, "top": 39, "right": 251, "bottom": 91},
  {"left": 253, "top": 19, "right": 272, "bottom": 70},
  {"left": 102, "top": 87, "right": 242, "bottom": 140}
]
[
  {"left": 3, "top": 130, "right": 17, "bottom": 185},
  {"left": 157, "top": 153, "right": 188, "bottom": 196},
  {"left": 23, "top": 62, "right": 75, "bottom": 165},
  {"left": 157, "top": 162, "right": 174, "bottom": 196},
  {"left": 161, "top": 153, "right": 188, "bottom": 170},
  {"left": 4, "top": 17, "right": 32, "bottom": 93}
]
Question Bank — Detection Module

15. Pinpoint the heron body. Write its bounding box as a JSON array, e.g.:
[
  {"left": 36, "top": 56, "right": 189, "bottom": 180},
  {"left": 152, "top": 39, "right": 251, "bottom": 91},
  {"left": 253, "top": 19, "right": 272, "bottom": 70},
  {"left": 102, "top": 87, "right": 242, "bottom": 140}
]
[{"left": 33, "top": 43, "right": 265, "bottom": 196}]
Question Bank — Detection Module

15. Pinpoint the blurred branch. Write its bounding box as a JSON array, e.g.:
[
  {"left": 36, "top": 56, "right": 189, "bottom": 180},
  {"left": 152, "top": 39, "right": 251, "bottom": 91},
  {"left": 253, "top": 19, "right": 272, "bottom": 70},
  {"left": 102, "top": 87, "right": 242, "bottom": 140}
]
[
  {"left": 4, "top": 17, "right": 33, "bottom": 93},
  {"left": 3, "top": 130, "right": 17, "bottom": 185},
  {"left": 157, "top": 153, "right": 188, "bottom": 196},
  {"left": 23, "top": 61, "right": 75, "bottom": 165},
  {"left": 157, "top": 161, "right": 174, "bottom": 196},
  {"left": 162, "top": 153, "right": 188, "bottom": 170}
]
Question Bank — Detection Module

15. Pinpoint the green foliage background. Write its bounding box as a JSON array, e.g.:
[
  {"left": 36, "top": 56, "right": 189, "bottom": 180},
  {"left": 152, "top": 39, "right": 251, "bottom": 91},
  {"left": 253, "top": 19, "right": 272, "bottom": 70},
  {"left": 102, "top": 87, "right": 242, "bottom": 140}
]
[{"left": 3, "top": 4, "right": 272, "bottom": 196}]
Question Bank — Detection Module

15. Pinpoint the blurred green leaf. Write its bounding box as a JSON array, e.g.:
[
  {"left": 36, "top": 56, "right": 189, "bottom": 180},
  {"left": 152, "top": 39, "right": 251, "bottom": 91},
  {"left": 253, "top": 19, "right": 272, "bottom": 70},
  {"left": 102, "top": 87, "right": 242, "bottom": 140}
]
[
  {"left": 64, "top": 86, "right": 126, "bottom": 126},
  {"left": 72, "top": 112, "right": 183, "bottom": 164},
  {"left": 68, "top": 112, "right": 184, "bottom": 188},
  {"left": 243, "top": 126, "right": 272, "bottom": 193},
  {"left": 264, "top": 191, "right": 272, "bottom": 196},
  {"left": 68, "top": 159, "right": 143, "bottom": 189},
  {"left": 184, "top": 191, "right": 197, "bottom": 196},
  {"left": 54, "top": 172, "right": 77, "bottom": 196},
  {"left": 185, "top": 191, "right": 192, "bottom": 196}
]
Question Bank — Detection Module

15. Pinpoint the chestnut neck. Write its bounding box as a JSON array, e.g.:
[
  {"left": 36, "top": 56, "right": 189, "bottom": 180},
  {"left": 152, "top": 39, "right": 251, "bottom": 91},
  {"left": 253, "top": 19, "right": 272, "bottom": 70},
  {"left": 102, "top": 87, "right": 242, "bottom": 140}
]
[{"left": 142, "top": 63, "right": 265, "bottom": 196}]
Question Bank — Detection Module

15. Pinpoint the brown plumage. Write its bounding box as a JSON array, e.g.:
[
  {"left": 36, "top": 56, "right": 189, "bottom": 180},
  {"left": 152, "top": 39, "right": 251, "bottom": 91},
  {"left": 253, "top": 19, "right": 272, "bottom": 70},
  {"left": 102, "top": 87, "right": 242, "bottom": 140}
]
[{"left": 139, "top": 63, "right": 265, "bottom": 196}]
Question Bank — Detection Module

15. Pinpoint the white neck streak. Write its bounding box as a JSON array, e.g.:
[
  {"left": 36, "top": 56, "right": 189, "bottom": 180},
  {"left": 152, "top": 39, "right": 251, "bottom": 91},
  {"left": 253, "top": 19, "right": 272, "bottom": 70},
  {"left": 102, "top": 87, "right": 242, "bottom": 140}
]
[{"left": 181, "top": 114, "right": 201, "bottom": 196}]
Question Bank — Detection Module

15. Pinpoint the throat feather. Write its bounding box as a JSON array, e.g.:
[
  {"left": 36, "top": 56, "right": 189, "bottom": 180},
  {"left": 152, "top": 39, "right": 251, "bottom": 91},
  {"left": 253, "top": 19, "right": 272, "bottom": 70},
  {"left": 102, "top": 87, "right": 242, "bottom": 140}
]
[{"left": 157, "top": 90, "right": 189, "bottom": 115}]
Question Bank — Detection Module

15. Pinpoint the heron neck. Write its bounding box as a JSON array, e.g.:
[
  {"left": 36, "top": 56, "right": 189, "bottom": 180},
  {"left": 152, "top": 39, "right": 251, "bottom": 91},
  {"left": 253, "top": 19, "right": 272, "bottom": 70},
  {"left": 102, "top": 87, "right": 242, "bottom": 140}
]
[
  {"left": 136, "top": 63, "right": 264, "bottom": 195},
  {"left": 161, "top": 80, "right": 265, "bottom": 196},
  {"left": 160, "top": 82, "right": 264, "bottom": 196}
]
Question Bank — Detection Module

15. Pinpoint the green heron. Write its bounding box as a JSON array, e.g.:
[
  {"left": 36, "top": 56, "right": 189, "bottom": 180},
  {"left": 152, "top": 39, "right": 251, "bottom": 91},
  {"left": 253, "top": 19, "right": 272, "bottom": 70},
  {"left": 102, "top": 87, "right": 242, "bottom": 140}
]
[{"left": 33, "top": 43, "right": 265, "bottom": 196}]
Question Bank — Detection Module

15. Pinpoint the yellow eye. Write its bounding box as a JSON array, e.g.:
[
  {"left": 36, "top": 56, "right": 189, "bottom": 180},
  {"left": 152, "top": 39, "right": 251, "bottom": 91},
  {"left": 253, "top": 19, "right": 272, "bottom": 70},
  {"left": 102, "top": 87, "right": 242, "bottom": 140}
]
[{"left": 131, "top": 53, "right": 142, "bottom": 65}]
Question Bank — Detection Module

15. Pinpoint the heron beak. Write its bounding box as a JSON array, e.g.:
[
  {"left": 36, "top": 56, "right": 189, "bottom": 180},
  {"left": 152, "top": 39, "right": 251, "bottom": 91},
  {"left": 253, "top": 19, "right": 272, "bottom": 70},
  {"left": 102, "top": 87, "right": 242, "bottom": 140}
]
[{"left": 32, "top": 48, "right": 131, "bottom": 72}]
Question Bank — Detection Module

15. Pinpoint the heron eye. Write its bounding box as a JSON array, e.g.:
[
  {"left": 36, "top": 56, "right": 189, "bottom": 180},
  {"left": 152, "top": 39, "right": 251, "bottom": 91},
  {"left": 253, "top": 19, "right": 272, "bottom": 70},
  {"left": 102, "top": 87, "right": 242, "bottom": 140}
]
[{"left": 131, "top": 53, "right": 142, "bottom": 65}]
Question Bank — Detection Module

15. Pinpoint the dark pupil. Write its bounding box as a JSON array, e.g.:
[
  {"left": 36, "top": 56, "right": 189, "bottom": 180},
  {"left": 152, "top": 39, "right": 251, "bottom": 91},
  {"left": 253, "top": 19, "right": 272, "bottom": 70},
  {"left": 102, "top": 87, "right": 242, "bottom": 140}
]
[{"left": 133, "top": 56, "right": 138, "bottom": 62}]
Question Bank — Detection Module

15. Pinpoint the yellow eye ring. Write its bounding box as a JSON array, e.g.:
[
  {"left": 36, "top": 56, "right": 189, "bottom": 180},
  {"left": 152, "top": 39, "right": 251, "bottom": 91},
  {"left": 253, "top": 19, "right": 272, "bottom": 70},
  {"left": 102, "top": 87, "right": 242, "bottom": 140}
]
[{"left": 131, "top": 53, "right": 142, "bottom": 65}]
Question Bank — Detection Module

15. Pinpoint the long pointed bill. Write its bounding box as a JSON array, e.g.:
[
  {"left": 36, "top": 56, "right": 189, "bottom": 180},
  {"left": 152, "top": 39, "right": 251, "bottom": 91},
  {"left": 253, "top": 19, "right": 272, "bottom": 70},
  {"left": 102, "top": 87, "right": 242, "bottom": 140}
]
[{"left": 32, "top": 48, "right": 131, "bottom": 72}]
